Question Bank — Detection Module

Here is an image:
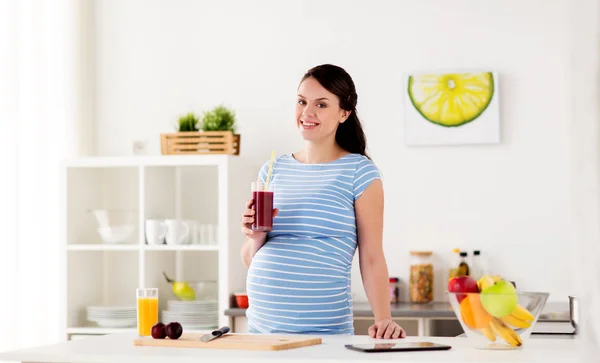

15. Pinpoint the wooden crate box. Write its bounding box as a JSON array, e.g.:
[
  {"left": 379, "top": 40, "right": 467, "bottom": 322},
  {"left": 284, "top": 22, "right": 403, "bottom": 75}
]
[{"left": 160, "top": 131, "right": 241, "bottom": 155}]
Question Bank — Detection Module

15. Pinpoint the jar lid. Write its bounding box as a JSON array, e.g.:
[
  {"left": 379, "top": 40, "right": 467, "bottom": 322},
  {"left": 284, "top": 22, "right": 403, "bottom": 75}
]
[
  {"left": 389, "top": 277, "right": 398, "bottom": 282},
  {"left": 474, "top": 250, "right": 480, "bottom": 255},
  {"left": 460, "top": 252, "right": 468, "bottom": 257},
  {"left": 410, "top": 251, "right": 433, "bottom": 256}
]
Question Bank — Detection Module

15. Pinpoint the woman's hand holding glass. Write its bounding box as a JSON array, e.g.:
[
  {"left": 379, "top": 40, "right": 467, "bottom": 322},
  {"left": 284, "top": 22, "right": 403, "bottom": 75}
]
[{"left": 241, "top": 198, "right": 279, "bottom": 242}]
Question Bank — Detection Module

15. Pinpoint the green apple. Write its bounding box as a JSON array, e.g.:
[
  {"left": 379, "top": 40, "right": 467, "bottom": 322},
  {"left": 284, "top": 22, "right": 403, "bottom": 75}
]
[{"left": 479, "top": 279, "right": 518, "bottom": 318}]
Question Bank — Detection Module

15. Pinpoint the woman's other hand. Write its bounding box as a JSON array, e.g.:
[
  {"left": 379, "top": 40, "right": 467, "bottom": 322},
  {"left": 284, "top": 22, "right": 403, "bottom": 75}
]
[{"left": 368, "top": 319, "right": 406, "bottom": 339}]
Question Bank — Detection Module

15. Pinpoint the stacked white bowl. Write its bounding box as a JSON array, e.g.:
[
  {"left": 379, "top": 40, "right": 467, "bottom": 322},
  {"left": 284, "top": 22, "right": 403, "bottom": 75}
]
[
  {"left": 87, "top": 306, "right": 136, "bottom": 328},
  {"left": 162, "top": 300, "right": 218, "bottom": 330}
]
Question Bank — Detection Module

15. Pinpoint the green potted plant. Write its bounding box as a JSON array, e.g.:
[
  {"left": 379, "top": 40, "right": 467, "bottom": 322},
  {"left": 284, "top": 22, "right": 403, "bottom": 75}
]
[
  {"left": 200, "top": 105, "right": 237, "bottom": 132},
  {"left": 176, "top": 112, "right": 200, "bottom": 132}
]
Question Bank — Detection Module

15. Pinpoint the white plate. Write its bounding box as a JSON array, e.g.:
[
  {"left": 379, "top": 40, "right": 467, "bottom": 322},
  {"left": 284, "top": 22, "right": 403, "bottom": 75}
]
[
  {"left": 88, "top": 318, "right": 137, "bottom": 328},
  {"left": 167, "top": 300, "right": 217, "bottom": 306},
  {"left": 162, "top": 310, "right": 217, "bottom": 315},
  {"left": 163, "top": 313, "right": 218, "bottom": 319},
  {"left": 167, "top": 306, "right": 219, "bottom": 312},
  {"left": 87, "top": 306, "right": 136, "bottom": 311},
  {"left": 163, "top": 317, "right": 217, "bottom": 321},
  {"left": 167, "top": 307, "right": 218, "bottom": 312},
  {"left": 167, "top": 306, "right": 218, "bottom": 311},
  {"left": 87, "top": 312, "right": 136, "bottom": 315},
  {"left": 162, "top": 316, "right": 218, "bottom": 321},
  {"left": 163, "top": 311, "right": 217, "bottom": 315},
  {"left": 162, "top": 316, "right": 217, "bottom": 322},
  {"left": 163, "top": 318, "right": 219, "bottom": 324}
]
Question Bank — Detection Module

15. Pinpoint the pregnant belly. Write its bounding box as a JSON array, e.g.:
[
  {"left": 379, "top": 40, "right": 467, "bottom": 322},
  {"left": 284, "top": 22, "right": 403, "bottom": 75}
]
[{"left": 245, "top": 243, "right": 353, "bottom": 331}]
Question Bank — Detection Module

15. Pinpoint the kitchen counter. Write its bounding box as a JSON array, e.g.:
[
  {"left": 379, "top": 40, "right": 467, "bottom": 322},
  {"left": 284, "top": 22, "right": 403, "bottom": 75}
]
[
  {"left": 225, "top": 302, "right": 458, "bottom": 336},
  {"left": 225, "top": 302, "right": 456, "bottom": 318},
  {"left": 225, "top": 301, "right": 570, "bottom": 336},
  {"left": 0, "top": 332, "right": 582, "bottom": 363},
  {"left": 224, "top": 301, "right": 569, "bottom": 321}
]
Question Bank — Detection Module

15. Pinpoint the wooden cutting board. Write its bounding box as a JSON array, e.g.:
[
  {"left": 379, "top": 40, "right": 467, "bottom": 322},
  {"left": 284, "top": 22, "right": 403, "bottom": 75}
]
[{"left": 133, "top": 333, "right": 322, "bottom": 351}]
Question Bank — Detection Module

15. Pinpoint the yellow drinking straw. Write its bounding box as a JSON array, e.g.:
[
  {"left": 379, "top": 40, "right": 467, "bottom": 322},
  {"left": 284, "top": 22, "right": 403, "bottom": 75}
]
[{"left": 265, "top": 150, "right": 275, "bottom": 190}]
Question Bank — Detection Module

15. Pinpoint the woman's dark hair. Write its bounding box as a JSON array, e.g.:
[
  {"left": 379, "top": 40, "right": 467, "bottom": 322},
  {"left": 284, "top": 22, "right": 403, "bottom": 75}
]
[{"left": 301, "top": 64, "right": 369, "bottom": 158}]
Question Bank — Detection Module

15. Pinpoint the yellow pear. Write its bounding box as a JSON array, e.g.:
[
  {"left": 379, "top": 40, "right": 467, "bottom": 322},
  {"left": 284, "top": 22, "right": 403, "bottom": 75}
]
[
  {"left": 162, "top": 271, "right": 196, "bottom": 301},
  {"left": 172, "top": 282, "right": 196, "bottom": 301}
]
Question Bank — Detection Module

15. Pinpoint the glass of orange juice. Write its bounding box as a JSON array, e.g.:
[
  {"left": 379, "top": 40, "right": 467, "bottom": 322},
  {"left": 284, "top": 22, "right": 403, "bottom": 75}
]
[{"left": 136, "top": 288, "right": 158, "bottom": 336}]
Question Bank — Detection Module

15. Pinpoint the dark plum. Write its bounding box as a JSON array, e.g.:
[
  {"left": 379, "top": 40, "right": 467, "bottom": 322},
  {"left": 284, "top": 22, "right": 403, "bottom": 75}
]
[
  {"left": 166, "top": 322, "right": 183, "bottom": 339},
  {"left": 151, "top": 322, "right": 166, "bottom": 339}
]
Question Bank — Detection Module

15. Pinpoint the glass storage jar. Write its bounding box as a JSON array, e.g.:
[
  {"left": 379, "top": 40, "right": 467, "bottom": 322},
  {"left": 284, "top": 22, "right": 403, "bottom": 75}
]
[{"left": 409, "top": 251, "right": 434, "bottom": 303}]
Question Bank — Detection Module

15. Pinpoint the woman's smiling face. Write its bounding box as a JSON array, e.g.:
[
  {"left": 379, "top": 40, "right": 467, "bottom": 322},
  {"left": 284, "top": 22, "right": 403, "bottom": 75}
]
[{"left": 296, "top": 77, "right": 349, "bottom": 143}]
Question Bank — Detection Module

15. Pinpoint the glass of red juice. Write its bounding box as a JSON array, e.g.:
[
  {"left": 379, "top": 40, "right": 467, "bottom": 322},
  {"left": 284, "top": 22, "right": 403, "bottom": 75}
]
[{"left": 251, "top": 181, "right": 275, "bottom": 232}]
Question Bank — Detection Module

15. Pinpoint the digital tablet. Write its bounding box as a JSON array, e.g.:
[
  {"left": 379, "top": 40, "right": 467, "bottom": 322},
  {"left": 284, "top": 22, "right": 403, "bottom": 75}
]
[{"left": 345, "top": 342, "right": 452, "bottom": 353}]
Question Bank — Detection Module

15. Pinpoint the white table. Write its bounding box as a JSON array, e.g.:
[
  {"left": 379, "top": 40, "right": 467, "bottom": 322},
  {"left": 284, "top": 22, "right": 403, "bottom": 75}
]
[{"left": 0, "top": 332, "right": 584, "bottom": 363}]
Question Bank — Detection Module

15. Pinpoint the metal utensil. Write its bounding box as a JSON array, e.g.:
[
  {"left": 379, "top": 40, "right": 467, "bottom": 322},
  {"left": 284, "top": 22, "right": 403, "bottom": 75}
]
[
  {"left": 569, "top": 295, "right": 579, "bottom": 332},
  {"left": 200, "top": 326, "right": 231, "bottom": 342}
]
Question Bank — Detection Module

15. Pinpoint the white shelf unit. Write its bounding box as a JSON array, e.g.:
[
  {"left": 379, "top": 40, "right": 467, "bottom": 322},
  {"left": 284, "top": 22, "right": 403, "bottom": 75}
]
[{"left": 60, "top": 155, "right": 257, "bottom": 340}]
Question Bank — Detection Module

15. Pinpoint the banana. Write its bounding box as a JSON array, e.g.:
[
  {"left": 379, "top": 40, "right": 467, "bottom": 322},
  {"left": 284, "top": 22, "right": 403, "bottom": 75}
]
[
  {"left": 500, "top": 304, "right": 534, "bottom": 329},
  {"left": 511, "top": 304, "right": 535, "bottom": 322},
  {"left": 477, "top": 276, "right": 495, "bottom": 291},
  {"left": 481, "top": 324, "right": 496, "bottom": 342},
  {"left": 501, "top": 314, "right": 531, "bottom": 329},
  {"left": 489, "top": 317, "right": 522, "bottom": 347}
]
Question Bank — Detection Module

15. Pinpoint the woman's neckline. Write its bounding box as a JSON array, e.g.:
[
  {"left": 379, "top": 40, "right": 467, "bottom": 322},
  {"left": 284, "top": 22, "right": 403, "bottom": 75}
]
[{"left": 289, "top": 152, "right": 354, "bottom": 165}]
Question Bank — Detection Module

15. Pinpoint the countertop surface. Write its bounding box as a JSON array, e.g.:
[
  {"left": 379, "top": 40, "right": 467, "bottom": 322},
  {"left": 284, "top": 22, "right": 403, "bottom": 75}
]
[
  {"left": 0, "top": 332, "right": 582, "bottom": 363},
  {"left": 225, "top": 302, "right": 456, "bottom": 318},
  {"left": 225, "top": 301, "right": 570, "bottom": 321}
]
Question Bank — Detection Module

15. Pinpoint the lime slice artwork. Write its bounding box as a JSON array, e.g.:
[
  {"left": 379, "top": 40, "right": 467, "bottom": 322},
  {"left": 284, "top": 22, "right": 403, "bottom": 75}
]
[
  {"left": 408, "top": 72, "right": 494, "bottom": 127},
  {"left": 404, "top": 71, "right": 500, "bottom": 146}
]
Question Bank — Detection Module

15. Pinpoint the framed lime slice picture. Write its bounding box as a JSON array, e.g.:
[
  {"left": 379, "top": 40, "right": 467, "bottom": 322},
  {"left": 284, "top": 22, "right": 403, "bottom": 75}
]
[{"left": 404, "top": 71, "right": 500, "bottom": 146}]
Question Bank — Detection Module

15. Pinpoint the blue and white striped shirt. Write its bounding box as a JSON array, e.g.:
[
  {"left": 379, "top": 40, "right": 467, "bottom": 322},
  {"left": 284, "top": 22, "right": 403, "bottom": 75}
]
[{"left": 246, "top": 153, "right": 382, "bottom": 335}]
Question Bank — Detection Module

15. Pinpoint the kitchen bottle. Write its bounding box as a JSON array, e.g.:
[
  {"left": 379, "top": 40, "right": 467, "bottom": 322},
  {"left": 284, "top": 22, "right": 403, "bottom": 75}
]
[{"left": 457, "top": 251, "right": 470, "bottom": 277}]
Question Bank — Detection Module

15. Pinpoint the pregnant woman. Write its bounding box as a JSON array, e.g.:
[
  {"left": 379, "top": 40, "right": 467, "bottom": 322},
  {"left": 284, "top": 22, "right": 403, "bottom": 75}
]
[{"left": 240, "top": 64, "right": 405, "bottom": 339}]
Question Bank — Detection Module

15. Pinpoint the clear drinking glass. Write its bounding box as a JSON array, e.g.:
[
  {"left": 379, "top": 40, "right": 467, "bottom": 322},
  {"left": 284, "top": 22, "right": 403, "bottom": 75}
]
[
  {"left": 136, "top": 288, "right": 158, "bottom": 336},
  {"left": 251, "top": 181, "right": 275, "bottom": 232}
]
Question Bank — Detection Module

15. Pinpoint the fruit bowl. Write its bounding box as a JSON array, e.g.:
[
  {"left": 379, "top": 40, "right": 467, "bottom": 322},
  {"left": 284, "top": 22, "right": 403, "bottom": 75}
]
[
  {"left": 169, "top": 281, "right": 218, "bottom": 301},
  {"left": 162, "top": 272, "right": 217, "bottom": 301},
  {"left": 448, "top": 290, "right": 549, "bottom": 350},
  {"left": 183, "top": 281, "right": 217, "bottom": 301}
]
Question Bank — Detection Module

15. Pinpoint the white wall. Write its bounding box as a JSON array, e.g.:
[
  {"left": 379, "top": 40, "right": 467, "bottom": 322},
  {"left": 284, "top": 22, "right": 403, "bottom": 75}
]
[
  {"left": 92, "top": 0, "right": 576, "bottom": 302},
  {"left": 568, "top": 0, "right": 600, "bottom": 354}
]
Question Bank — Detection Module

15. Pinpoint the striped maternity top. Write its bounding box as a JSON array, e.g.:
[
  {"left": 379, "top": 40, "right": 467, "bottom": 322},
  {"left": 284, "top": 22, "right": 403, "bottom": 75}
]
[{"left": 246, "top": 153, "right": 382, "bottom": 335}]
